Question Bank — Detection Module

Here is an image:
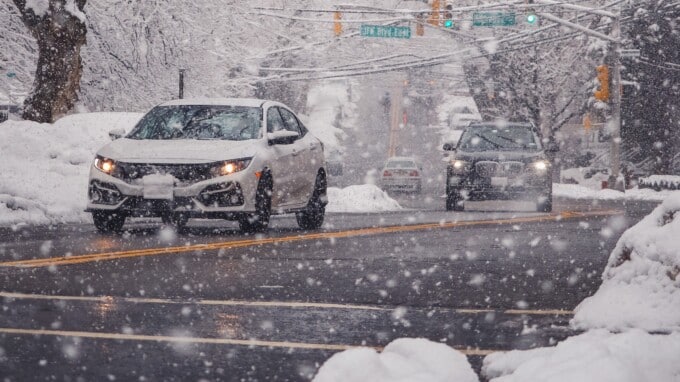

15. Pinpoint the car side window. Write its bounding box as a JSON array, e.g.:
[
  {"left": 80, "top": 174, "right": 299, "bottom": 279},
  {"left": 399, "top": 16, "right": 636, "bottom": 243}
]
[
  {"left": 278, "top": 108, "right": 304, "bottom": 136},
  {"left": 267, "top": 107, "right": 286, "bottom": 133}
]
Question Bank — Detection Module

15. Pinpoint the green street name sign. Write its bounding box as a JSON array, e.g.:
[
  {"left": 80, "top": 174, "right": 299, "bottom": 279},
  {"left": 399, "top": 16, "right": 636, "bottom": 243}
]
[
  {"left": 6, "top": 72, "right": 16, "bottom": 78},
  {"left": 360, "top": 25, "right": 411, "bottom": 39},
  {"left": 472, "top": 12, "right": 516, "bottom": 27}
]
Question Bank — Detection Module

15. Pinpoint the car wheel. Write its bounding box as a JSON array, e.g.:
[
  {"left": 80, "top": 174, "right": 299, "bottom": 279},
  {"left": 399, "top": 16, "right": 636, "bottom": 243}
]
[
  {"left": 93, "top": 211, "right": 126, "bottom": 233},
  {"left": 296, "top": 172, "right": 326, "bottom": 230},
  {"left": 239, "top": 174, "right": 272, "bottom": 233},
  {"left": 161, "top": 213, "right": 189, "bottom": 230},
  {"left": 536, "top": 192, "right": 553, "bottom": 212},
  {"left": 446, "top": 189, "right": 464, "bottom": 211}
]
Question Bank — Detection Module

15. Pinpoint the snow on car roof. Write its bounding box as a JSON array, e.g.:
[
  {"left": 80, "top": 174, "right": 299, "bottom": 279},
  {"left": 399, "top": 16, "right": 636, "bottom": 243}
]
[
  {"left": 159, "top": 98, "right": 271, "bottom": 108},
  {"left": 386, "top": 156, "right": 418, "bottom": 162}
]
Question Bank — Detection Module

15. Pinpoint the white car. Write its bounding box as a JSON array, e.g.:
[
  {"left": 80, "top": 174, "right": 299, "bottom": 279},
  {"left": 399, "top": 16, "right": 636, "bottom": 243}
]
[
  {"left": 380, "top": 157, "right": 423, "bottom": 193},
  {"left": 87, "top": 98, "right": 327, "bottom": 233}
]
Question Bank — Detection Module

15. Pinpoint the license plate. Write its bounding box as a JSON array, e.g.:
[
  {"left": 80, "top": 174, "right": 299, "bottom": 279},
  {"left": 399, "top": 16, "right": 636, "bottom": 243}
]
[
  {"left": 491, "top": 177, "right": 508, "bottom": 187},
  {"left": 142, "top": 174, "right": 175, "bottom": 200}
]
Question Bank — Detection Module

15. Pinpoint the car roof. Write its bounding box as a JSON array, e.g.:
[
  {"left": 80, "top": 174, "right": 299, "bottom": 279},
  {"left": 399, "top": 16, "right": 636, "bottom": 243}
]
[
  {"left": 159, "top": 98, "right": 275, "bottom": 108},
  {"left": 386, "top": 156, "right": 417, "bottom": 162}
]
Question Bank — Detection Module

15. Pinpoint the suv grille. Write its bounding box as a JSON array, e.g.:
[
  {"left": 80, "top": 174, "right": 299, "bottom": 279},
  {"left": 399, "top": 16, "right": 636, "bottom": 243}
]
[
  {"left": 475, "top": 161, "right": 525, "bottom": 177},
  {"left": 116, "top": 162, "right": 215, "bottom": 183}
]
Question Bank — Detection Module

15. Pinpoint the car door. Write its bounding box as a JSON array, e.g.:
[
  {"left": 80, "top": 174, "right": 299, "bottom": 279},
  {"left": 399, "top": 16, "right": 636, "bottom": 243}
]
[
  {"left": 278, "top": 107, "right": 314, "bottom": 206},
  {"left": 265, "top": 106, "right": 297, "bottom": 208}
]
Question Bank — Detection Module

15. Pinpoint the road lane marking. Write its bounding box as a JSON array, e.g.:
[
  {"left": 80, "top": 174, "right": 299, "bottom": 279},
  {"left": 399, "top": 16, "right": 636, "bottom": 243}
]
[
  {"left": 0, "top": 291, "right": 574, "bottom": 316},
  {"left": 0, "top": 209, "right": 622, "bottom": 268},
  {"left": 0, "top": 327, "right": 498, "bottom": 356}
]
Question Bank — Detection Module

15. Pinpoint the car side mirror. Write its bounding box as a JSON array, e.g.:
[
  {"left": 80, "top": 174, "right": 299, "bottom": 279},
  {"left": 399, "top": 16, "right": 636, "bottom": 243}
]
[
  {"left": 109, "top": 128, "right": 125, "bottom": 140},
  {"left": 442, "top": 143, "right": 456, "bottom": 151},
  {"left": 268, "top": 130, "right": 299, "bottom": 145}
]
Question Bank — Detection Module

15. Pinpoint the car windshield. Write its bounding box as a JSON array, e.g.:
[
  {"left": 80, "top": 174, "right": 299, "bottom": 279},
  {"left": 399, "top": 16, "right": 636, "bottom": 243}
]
[
  {"left": 386, "top": 160, "right": 417, "bottom": 168},
  {"left": 127, "top": 105, "right": 262, "bottom": 140},
  {"left": 458, "top": 125, "right": 541, "bottom": 151}
]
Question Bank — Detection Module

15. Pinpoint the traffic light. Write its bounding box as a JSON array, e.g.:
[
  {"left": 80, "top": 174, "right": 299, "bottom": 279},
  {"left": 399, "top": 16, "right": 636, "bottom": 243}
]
[
  {"left": 526, "top": 13, "right": 538, "bottom": 24},
  {"left": 595, "top": 65, "right": 610, "bottom": 101},
  {"left": 429, "top": 0, "right": 441, "bottom": 26},
  {"left": 443, "top": 4, "right": 454, "bottom": 28},
  {"left": 333, "top": 11, "right": 342, "bottom": 36}
]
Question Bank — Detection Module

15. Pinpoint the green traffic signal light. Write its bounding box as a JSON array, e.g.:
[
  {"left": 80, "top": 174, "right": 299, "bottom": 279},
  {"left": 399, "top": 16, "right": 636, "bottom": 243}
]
[
  {"left": 527, "top": 14, "right": 538, "bottom": 24},
  {"left": 444, "top": 19, "right": 454, "bottom": 28}
]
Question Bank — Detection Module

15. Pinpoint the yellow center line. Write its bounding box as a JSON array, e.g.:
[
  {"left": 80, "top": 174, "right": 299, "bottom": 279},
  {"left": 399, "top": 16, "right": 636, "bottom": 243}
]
[
  {"left": 0, "top": 327, "right": 499, "bottom": 356},
  {"left": 0, "top": 291, "right": 574, "bottom": 316},
  {"left": 0, "top": 209, "right": 622, "bottom": 268}
]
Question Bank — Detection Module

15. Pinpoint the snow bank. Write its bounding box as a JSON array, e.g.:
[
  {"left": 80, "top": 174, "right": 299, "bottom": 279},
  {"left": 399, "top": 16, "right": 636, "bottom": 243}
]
[
  {"left": 483, "top": 330, "right": 680, "bottom": 382},
  {"left": 327, "top": 185, "right": 402, "bottom": 213},
  {"left": 572, "top": 193, "right": 680, "bottom": 332},
  {"left": 553, "top": 183, "right": 676, "bottom": 201},
  {"left": 0, "top": 113, "right": 143, "bottom": 225},
  {"left": 313, "top": 338, "right": 478, "bottom": 382}
]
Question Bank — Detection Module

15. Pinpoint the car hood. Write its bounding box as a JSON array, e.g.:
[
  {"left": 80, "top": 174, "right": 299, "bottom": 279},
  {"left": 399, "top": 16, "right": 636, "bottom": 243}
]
[
  {"left": 454, "top": 150, "right": 546, "bottom": 163},
  {"left": 97, "top": 138, "right": 260, "bottom": 163}
]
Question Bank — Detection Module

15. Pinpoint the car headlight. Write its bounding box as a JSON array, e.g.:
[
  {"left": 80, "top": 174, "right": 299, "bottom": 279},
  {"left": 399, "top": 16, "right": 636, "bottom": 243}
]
[
  {"left": 450, "top": 159, "right": 470, "bottom": 174},
  {"left": 94, "top": 155, "right": 117, "bottom": 175},
  {"left": 532, "top": 160, "right": 550, "bottom": 171},
  {"left": 211, "top": 158, "right": 252, "bottom": 177}
]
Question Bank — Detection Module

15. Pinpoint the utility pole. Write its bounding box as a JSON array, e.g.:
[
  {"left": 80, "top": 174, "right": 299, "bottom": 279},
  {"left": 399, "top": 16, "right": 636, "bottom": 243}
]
[
  {"left": 608, "top": 14, "right": 623, "bottom": 190},
  {"left": 179, "top": 69, "right": 186, "bottom": 99}
]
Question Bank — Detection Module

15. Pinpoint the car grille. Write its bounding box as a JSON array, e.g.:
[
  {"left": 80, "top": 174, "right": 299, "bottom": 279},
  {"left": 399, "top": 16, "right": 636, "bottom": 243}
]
[
  {"left": 116, "top": 162, "right": 215, "bottom": 183},
  {"left": 475, "top": 161, "right": 524, "bottom": 177}
]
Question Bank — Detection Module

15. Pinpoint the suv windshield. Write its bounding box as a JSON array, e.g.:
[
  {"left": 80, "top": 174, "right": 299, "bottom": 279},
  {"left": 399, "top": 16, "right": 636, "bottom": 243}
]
[
  {"left": 128, "top": 105, "right": 263, "bottom": 140},
  {"left": 458, "top": 125, "right": 541, "bottom": 152}
]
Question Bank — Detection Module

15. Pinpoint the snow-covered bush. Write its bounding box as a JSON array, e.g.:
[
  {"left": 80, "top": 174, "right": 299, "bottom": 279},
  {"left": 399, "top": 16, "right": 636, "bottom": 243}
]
[
  {"left": 313, "top": 338, "right": 478, "bottom": 382},
  {"left": 572, "top": 192, "right": 680, "bottom": 331}
]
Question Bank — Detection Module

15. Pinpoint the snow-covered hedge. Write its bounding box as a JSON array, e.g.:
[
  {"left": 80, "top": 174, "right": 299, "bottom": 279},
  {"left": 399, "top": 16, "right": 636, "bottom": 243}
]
[
  {"left": 572, "top": 192, "right": 680, "bottom": 332},
  {"left": 313, "top": 338, "right": 478, "bottom": 382},
  {"left": 638, "top": 175, "right": 680, "bottom": 191}
]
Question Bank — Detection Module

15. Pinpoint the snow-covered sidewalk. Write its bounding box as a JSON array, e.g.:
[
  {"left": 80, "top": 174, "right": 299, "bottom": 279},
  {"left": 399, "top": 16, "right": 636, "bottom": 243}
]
[{"left": 554, "top": 183, "right": 676, "bottom": 201}]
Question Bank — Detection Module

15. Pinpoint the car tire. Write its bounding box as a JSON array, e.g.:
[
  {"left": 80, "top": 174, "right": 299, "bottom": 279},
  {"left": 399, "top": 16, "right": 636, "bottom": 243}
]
[
  {"left": 93, "top": 211, "right": 126, "bottom": 233},
  {"left": 536, "top": 192, "right": 553, "bottom": 212},
  {"left": 446, "top": 189, "right": 464, "bottom": 211},
  {"left": 239, "top": 174, "right": 272, "bottom": 233},
  {"left": 296, "top": 172, "right": 326, "bottom": 230}
]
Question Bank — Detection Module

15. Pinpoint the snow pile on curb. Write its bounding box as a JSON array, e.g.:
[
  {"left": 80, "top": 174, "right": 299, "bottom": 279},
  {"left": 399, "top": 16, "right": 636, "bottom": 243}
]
[
  {"left": 313, "top": 338, "right": 479, "bottom": 382},
  {"left": 0, "top": 113, "right": 143, "bottom": 225},
  {"left": 572, "top": 193, "right": 680, "bottom": 332},
  {"left": 482, "top": 329, "right": 680, "bottom": 382},
  {"left": 326, "top": 185, "right": 402, "bottom": 213},
  {"left": 553, "top": 183, "right": 676, "bottom": 201}
]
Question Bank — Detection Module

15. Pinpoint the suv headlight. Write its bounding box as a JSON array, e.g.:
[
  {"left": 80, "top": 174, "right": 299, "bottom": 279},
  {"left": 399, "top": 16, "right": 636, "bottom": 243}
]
[
  {"left": 532, "top": 160, "right": 550, "bottom": 171},
  {"left": 211, "top": 158, "right": 252, "bottom": 177},
  {"left": 94, "top": 155, "right": 117, "bottom": 175},
  {"left": 450, "top": 159, "right": 470, "bottom": 174}
]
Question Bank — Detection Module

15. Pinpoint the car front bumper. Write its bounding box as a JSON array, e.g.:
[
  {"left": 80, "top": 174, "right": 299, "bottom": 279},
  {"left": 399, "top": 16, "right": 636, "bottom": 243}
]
[{"left": 86, "top": 165, "right": 260, "bottom": 219}]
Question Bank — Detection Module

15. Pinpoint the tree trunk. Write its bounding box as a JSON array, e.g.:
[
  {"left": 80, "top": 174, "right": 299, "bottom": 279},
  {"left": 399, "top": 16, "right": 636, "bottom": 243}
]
[{"left": 12, "top": 0, "right": 87, "bottom": 123}]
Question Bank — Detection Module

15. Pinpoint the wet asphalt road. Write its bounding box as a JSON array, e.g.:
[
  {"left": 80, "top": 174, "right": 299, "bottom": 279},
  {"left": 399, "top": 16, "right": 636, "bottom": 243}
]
[{"left": 0, "top": 196, "right": 658, "bottom": 381}]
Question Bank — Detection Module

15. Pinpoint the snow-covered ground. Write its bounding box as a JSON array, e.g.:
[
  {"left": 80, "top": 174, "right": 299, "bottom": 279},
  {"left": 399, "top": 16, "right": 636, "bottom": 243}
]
[
  {"left": 326, "top": 185, "right": 402, "bottom": 213},
  {"left": 483, "top": 330, "right": 680, "bottom": 382},
  {"left": 313, "top": 338, "right": 478, "bottom": 382},
  {"left": 0, "top": 113, "right": 143, "bottom": 225},
  {"left": 553, "top": 183, "right": 676, "bottom": 201}
]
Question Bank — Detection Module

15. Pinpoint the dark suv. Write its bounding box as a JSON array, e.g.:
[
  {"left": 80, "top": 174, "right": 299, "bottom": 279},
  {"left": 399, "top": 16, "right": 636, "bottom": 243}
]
[{"left": 443, "top": 121, "right": 557, "bottom": 212}]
